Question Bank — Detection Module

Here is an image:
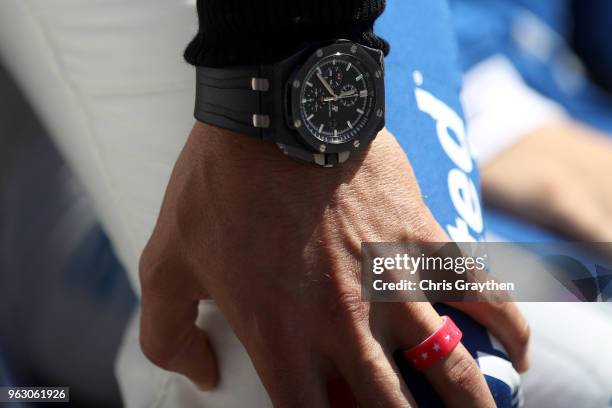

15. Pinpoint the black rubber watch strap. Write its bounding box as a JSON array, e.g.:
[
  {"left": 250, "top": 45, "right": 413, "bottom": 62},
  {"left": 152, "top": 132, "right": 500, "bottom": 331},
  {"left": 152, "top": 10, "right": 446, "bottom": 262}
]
[
  {"left": 193, "top": 40, "right": 384, "bottom": 167},
  {"left": 195, "top": 66, "right": 270, "bottom": 138}
]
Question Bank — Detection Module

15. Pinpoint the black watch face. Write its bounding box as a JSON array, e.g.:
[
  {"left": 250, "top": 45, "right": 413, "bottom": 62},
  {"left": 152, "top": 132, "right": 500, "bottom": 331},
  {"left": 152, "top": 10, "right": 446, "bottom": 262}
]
[{"left": 299, "top": 54, "right": 377, "bottom": 144}]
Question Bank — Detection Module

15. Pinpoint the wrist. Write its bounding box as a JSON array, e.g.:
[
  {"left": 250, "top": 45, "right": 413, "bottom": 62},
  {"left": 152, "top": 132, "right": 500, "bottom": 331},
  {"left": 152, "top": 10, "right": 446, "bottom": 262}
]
[{"left": 189, "top": 121, "right": 397, "bottom": 182}]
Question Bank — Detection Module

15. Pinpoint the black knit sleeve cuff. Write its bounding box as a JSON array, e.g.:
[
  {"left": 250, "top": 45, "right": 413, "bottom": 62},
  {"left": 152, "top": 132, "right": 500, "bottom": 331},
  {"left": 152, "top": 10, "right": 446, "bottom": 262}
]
[{"left": 185, "top": 0, "right": 388, "bottom": 67}]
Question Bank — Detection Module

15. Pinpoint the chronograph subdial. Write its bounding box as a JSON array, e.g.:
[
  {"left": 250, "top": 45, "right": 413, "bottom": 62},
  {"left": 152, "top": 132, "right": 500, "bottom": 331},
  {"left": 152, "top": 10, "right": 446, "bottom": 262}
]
[
  {"left": 338, "top": 84, "right": 359, "bottom": 107},
  {"left": 301, "top": 86, "right": 325, "bottom": 115}
]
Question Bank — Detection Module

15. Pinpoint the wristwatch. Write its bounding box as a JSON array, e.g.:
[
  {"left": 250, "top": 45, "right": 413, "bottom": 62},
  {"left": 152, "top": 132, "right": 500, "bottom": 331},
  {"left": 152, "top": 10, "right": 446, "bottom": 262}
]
[{"left": 194, "top": 40, "right": 385, "bottom": 167}]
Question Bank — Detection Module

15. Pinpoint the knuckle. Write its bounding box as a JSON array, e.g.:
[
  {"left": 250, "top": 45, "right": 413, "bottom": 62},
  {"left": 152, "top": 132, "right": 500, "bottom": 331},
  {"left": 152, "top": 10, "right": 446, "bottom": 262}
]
[
  {"left": 541, "top": 177, "right": 571, "bottom": 212},
  {"left": 357, "top": 344, "right": 383, "bottom": 369},
  {"left": 486, "top": 300, "right": 512, "bottom": 317},
  {"left": 139, "top": 245, "right": 187, "bottom": 296},
  {"left": 352, "top": 343, "right": 398, "bottom": 384},
  {"left": 138, "top": 254, "right": 154, "bottom": 291},
  {"left": 446, "top": 354, "right": 482, "bottom": 392},
  {"left": 416, "top": 218, "right": 448, "bottom": 243},
  {"left": 138, "top": 242, "right": 163, "bottom": 291},
  {"left": 139, "top": 336, "right": 173, "bottom": 370},
  {"left": 515, "top": 320, "right": 531, "bottom": 350},
  {"left": 138, "top": 226, "right": 188, "bottom": 294},
  {"left": 328, "top": 289, "right": 369, "bottom": 328},
  {"left": 405, "top": 210, "right": 438, "bottom": 240}
]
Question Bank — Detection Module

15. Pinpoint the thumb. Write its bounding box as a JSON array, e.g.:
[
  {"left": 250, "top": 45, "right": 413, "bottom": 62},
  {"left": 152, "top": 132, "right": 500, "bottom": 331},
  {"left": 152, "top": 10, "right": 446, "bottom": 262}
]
[{"left": 139, "top": 263, "right": 218, "bottom": 390}]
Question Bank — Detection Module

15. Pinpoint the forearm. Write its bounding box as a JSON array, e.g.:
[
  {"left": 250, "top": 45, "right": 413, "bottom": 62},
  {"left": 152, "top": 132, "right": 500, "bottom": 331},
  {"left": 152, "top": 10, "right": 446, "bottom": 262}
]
[{"left": 185, "top": 0, "right": 388, "bottom": 67}]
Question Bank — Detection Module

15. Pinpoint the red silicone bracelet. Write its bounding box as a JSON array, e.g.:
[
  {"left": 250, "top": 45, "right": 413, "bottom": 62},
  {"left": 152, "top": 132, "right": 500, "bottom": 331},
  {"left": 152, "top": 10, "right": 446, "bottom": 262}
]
[{"left": 403, "top": 316, "right": 462, "bottom": 371}]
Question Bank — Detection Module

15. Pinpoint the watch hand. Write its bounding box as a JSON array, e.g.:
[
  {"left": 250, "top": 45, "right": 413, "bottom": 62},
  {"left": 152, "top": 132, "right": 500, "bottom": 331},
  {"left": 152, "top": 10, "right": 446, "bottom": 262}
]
[
  {"left": 316, "top": 72, "right": 337, "bottom": 97},
  {"left": 339, "top": 89, "right": 357, "bottom": 97},
  {"left": 323, "top": 91, "right": 357, "bottom": 102}
]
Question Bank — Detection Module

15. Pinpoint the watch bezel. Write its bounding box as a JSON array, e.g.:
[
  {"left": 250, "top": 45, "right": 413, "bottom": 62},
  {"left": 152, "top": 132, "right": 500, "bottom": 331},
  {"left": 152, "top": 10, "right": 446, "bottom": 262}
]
[{"left": 288, "top": 41, "right": 385, "bottom": 155}]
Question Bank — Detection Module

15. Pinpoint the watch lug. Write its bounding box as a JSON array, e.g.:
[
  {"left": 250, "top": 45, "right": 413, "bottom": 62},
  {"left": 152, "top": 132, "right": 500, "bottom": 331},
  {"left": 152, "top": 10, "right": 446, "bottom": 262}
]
[
  {"left": 277, "top": 143, "right": 351, "bottom": 167},
  {"left": 338, "top": 151, "right": 351, "bottom": 163},
  {"left": 313, "top": 154, "right": 327, "bottom": 167},
  {"left": 363, "top": 46, "right": 385, "bottom": 67}
]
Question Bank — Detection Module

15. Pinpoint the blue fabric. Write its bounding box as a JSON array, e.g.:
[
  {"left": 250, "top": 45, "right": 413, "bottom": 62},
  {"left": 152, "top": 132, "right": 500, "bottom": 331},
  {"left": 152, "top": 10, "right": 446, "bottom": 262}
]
[
  {"left": 449, "top": 0, "right": 612, "bottom": 133},
  {"left": 450, "top": 0, "right": 612, "bottom": 243},
  {"left": 449, "top": 0, "right": 572, "bottom": 69},
  {"left": 378, "top": 0, "right": 486, "bottom": 244},
  {"left": 378, "top": 1, "right": 518, "bottom": 406}
]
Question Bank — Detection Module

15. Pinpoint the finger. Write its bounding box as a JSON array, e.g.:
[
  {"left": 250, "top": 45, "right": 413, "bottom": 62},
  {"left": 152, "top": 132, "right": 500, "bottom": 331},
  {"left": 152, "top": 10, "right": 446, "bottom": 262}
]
[
  {"left": 447, "top": 301, "right": 531, "bottom": 372},
  {"left": 139, "top": 263, "right": 218, "bottom": 390},
  {"left": 425, "top": 343, "right": 495, "bottom": 408},
  {"left": 390, "top": 302, "right": 496, "bottom": 408},
  {"left": 332, "top": 325, "right": 415, "bottom": 407},
  {"left": 229, "top": 310, "right": 331, "bottom": 408},
  {"left": 243, "top": 347, "right": 330, "bottom": 408},
  {"left": 547, "top": 181, "right": 612, "bottom": 242},
  {"left": 481, "top": 158, "right": 612, "bottom": 242}
]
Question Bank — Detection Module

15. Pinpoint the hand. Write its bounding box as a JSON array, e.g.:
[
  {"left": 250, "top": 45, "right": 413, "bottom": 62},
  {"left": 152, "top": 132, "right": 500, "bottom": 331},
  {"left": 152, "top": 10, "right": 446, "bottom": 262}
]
[
  {"left": 324, "top": 90, "right": 357, "bottom": 102},
  {"left": 317, "top": 72, "right": 337, "bottom": 97},
  {"left": 481, "top": 121, "right": 612, "bottom": 241},
  {"left": 139, "top": 123, "right": 530, "bottom": 407}
]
